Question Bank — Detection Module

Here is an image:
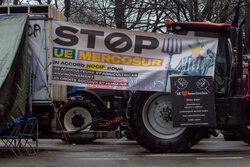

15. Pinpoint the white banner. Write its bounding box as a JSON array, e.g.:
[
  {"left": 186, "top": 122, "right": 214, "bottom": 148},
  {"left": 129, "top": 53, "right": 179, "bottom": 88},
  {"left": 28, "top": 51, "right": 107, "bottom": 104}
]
[
  {"left": 28, "top": 20, "right": 50, "bottom": 100},
  {"left": 49, "top": 21, "right": 218, "bottom": 92}
]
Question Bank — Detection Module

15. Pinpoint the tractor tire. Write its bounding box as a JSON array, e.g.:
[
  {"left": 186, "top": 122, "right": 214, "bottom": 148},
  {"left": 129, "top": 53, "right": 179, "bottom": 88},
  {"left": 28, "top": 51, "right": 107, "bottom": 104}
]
[
  {"left": 237, "top": 126, "right": 250, "bottom": 144},
  {"left": 129, "top": 92, "right": 206, "bottom": 153},
  {"left": 60, "top": 100, "right": 99, "bottom": 144}
]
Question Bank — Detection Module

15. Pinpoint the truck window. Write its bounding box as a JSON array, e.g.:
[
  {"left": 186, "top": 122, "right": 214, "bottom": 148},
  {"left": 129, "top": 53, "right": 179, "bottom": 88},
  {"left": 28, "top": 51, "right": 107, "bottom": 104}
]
[{"left": 214, "top": 36, "right": 231, "bottom": 95}]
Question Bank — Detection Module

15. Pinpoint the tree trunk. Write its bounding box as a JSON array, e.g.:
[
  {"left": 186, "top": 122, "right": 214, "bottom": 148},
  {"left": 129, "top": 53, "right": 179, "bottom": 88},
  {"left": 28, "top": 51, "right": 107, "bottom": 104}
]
[
  {"left": 200, "top": 0, "right": 216, "bottom": 21},
  {"left": 193, "top": 0, "right": 199, "bottom": 21},
  {"left": 176, "top": 1, "right": 180, "bottom": 21},
  {"left": 64, "top": 0, "right": 71, "bottom": 21},
  {"left": 36, "top": 0, "right": 43, "bottom": 5},
  {"left": 245, "top": 0, "right": 250, "bottom": 53},
  {"left": 13, "top": 0, "right": 18, "bottom": 5},
  {"left": 114, "top": 0, "right": 126, "bottom": 29},
  {"left": 55, "top": 0, "right": 59, "bottom": 9}
]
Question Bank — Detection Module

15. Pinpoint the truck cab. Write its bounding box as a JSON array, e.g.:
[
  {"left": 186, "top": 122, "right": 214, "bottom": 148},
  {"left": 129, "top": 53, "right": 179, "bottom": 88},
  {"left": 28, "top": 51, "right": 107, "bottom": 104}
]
[
  {"left": 168, "top": 21, "right": 246, "bottom": 127},
  {"left": 127, "top": 20, "right": 248, "bottom": 153},
  {"left": 169, "top": 22, "right": 233, "bottom": 97}
]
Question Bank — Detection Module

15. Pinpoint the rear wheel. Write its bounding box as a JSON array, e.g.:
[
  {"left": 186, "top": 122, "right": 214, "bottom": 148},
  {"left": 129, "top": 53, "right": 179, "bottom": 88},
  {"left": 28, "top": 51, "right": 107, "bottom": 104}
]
[
  {"left": 129, "top": 92, "right": 205, "bottom": 153},
  {"left": 60, "top": 100, "right": 98, "bottom": 144}
]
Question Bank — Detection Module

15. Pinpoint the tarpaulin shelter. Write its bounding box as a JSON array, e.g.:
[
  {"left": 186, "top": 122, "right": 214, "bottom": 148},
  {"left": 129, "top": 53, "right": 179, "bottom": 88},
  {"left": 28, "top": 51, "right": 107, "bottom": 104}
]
[{"left": 0, "top": 15, "right": 30, "bottom": 131}]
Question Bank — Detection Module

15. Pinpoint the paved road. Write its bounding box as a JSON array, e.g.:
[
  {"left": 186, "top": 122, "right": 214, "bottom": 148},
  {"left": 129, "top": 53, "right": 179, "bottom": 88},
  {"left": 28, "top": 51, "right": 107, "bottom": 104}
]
[{"left": 1, "top": 135, "right": 250, "bottom": 167}]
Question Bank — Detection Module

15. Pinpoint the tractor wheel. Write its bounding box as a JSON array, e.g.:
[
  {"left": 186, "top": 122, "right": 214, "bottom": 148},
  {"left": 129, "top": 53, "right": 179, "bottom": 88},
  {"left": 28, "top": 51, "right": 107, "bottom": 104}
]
[
  {"left": 129, "top": 92, "right": 206, "bottom": 153},
  {"left": 60, "top": 100, "right": 98, "bottom": 144}
]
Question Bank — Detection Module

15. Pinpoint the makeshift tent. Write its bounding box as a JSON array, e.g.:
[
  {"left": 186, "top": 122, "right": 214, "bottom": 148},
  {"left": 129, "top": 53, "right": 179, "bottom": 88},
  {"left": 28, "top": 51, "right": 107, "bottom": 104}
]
[{"left": 0, "top": 16, "right": 30, "bottom": 131}]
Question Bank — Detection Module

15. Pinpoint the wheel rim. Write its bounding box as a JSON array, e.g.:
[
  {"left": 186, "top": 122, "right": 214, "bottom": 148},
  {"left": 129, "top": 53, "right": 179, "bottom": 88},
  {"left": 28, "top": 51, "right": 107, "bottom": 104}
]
[
  {"left": 64, "top": 107, "right": 92, "bottom": 131},
  {"left": 142, "top": 93, "right": 186, "bottom": 139}
]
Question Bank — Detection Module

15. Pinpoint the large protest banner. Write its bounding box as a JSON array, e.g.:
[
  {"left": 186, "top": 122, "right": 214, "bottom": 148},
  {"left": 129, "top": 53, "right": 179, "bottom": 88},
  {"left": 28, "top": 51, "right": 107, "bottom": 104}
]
[{"left": 49, "top": 21, "right": 218, "bottom": 92}]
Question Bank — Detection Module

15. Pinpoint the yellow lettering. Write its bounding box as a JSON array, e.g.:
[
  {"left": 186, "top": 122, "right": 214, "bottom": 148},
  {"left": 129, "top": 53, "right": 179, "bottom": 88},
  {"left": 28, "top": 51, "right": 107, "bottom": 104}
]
[
  {"left": 92, "top": 52, "right": 101, "bottom": 61},
  {"left": 152, "top": 60, "right": 162, "bottom": 66},
  {"left": 64, "top": 49, "right": 73, "bottom": 58},
  {"left": 101, "top": 54, "right": 111, "bottom": 63},
  {"left": 111, "top": 55, "right": 121, "bottom": 64},
  {"left": 142, "top": 58, "right": 151, "bottom": 66},
  {"left": 54, "top": 48, "right": 63, "bottom": 57},
  {"left": 78, "top": 51, "right": 91, "bottom": 60},
  {"left": 132, "top": 57, "right": 141, "bottom": 66},
  {"left": 122, "top": 56, "right": 132, "bottom": 65},
  {"left": 86, "top": 63, "right": 106, "bottom": 70}
]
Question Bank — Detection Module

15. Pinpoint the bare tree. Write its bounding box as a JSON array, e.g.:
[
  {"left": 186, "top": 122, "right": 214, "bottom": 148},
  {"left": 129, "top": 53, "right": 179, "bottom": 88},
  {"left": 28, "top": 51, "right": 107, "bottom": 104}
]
[
  {"left": 35, "top": 0, "right": 43, "bottom": 4},
  {"left": 113, "top": 0, "right": 128, "bottom": 29},
  {"left": 55, "top": 0, "right": 59, "bottom": 9},
  {"left": 64, "top": 0, "right": 70, "bottom": 20},
  {"left": 0, "top": 0, "right": 248, "bottom": 47},
  {"left": 13, "top": 0, "right": 18, "bottom": 5}
]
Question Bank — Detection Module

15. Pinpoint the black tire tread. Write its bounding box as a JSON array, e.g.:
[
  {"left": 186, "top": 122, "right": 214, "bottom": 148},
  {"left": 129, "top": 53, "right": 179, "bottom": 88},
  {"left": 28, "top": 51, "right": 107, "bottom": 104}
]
[
  {"left": 128, "top": 91, "right": 205, "bottom": 153},
  {"left": 60, "top": 99, "right": 99, "bottom": 144}
]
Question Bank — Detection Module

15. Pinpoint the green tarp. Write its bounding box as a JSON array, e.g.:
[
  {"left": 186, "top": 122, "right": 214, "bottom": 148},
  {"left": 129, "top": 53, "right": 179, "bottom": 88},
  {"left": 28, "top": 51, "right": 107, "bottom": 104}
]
[{"left": 0, "top": 16, "right": 30, "bottom": 131}]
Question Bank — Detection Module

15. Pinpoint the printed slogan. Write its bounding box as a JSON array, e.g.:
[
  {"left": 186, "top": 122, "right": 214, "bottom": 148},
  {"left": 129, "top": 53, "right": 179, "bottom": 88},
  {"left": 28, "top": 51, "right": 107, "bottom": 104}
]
[{"left": 49, "top": 21, "right": 218, "bottom": 92}]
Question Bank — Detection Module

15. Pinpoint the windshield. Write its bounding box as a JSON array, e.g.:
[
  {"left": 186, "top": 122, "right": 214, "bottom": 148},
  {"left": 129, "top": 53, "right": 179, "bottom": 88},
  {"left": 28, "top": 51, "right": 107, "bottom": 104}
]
[{"left": 214, "top": 36, "right": 232, "bottom": 95}]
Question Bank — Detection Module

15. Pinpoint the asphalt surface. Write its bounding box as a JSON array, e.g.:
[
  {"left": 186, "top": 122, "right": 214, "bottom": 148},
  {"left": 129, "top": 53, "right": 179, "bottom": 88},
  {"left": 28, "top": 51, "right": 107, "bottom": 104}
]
[{"left": 1, "top": 135, "right": 250, "bottom": 167}]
